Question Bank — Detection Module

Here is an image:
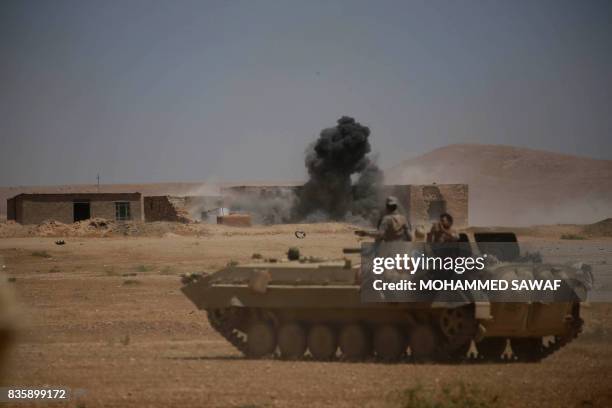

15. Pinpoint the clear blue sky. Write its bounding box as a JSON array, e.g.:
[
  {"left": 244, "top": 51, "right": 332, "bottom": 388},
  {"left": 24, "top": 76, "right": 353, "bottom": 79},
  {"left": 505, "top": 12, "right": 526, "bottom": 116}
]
[{"left": 1, "top": 0, "right": 611, "bottom": 187}]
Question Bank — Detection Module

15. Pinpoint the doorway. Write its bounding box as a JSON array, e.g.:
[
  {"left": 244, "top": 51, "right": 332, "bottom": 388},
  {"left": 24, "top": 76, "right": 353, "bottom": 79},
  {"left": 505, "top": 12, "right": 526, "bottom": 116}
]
[{"left": 73, "top": 201, "right": 91, "bottom": 222}]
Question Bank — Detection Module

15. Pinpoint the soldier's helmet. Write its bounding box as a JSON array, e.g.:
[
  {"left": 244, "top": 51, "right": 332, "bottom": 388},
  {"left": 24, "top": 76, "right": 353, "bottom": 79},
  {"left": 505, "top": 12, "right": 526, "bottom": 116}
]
[{"left": 386, "top": 196, "right": 399, "bottom": 207}]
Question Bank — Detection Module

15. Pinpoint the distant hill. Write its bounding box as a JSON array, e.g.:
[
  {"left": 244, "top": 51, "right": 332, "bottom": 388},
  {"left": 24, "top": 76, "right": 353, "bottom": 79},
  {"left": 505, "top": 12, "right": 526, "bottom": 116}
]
[{"left": 386, "top": 144, "right": 612, "bottom": 225}]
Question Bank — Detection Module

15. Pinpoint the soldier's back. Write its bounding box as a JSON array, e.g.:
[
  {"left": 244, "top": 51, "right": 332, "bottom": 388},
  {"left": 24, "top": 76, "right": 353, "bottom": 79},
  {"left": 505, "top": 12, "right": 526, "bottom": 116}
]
[{"left": 380, "top": 213, "right": 408, "bottom": 241}]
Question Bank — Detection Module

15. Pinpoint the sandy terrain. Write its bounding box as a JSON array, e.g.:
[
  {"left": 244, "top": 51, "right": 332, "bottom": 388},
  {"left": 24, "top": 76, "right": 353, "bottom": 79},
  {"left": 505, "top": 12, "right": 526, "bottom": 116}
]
[
  {"left": 1, "top": 224, "right": 611, "bottom": 407},
  {"left": 2, "top": 217, "right": 611, "bottom": 241}
]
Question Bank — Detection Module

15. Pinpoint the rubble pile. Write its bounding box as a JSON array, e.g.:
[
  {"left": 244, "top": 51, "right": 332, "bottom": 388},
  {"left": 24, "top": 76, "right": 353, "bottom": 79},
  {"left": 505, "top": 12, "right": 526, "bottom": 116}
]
[
  {"left": 167, "top": 197, "right": 193, "bottom": 223},
  {"left": 0, "top": 218, "right": 212, "bottom": 238},
  {"left": 31, "top": 218, "right": 116, "bottom": 237}
]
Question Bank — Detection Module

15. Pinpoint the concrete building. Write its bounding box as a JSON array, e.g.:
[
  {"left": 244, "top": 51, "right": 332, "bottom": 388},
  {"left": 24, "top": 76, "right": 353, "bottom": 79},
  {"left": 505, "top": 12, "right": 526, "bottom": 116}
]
[{"left": 7, "top": 193, "right": 143, "bottom": 224}]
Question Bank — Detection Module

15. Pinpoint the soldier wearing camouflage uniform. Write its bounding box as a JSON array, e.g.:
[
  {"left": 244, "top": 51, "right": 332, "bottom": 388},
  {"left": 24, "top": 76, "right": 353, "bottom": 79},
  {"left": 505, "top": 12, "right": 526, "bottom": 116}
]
[{"left": 356, "top": 196, "right": 412, "bottom": 242}]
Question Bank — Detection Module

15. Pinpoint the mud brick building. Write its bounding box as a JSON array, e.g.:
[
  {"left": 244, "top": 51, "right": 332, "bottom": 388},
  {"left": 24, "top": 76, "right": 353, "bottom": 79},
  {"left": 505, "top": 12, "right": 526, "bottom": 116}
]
[
  {"left": 7, "top": 193, "right": 143, "bottom": 224},
  {"left": 384, "top": 184, "right": 468, "bottom": 229}
]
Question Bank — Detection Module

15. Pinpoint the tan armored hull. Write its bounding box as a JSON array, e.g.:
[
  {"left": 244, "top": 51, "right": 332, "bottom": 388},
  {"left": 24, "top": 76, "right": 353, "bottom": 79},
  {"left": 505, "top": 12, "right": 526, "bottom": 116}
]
[{"left": 182, "top": 244, "right": 586, "bottom": 363}]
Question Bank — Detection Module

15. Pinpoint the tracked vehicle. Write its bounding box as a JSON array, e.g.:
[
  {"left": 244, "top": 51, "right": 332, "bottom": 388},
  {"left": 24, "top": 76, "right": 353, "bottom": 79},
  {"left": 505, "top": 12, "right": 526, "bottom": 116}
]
[{"left": 181, "top": 233, "right": 591, "bottom": 362}]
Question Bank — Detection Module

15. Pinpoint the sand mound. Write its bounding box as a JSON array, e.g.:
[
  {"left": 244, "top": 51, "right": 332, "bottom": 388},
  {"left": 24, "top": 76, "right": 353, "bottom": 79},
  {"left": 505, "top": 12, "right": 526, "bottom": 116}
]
[
  {"left": 33, "top": 220, "right": 72, "bottom": 236},
  {"left": 0, "top": 218, "right": 124, "bottom": 238},
  {"left": 32, "top": 218, "right": 116, "bottom": 237},
  {"left": 0, "top": 221, "right": 24, "bottom": 238}
]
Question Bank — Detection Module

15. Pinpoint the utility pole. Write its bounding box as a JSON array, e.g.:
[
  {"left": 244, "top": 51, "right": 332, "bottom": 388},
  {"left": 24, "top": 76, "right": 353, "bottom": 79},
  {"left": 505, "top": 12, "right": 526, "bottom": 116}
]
[{"left": 97, "top": 174, "right": 100, "bottom": 193}]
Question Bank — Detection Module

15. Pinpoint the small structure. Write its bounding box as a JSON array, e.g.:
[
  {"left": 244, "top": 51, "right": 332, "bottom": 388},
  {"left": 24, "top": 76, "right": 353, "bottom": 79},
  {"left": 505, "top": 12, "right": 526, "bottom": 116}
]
[
  {"left": 7, "top": 193, "right": 143, "bottom": 224},
  {"left": 144, "top": 196, "right": 193, "bottom": 223},
  {"left": 217, "top": 213, "right": 252, "bottom": 227},
  {"left": 385, "top": 184, "right": 468, "bottom": 230}
]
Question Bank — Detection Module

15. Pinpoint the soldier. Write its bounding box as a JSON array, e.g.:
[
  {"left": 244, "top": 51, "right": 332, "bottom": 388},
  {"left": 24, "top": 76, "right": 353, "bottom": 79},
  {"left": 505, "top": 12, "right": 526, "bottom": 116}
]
[
  {"left": 427, "top": 212, "right": 459, "bottom": 243},
  {"left": 355, "top": 196, "right": 412, "bottom": 242}
]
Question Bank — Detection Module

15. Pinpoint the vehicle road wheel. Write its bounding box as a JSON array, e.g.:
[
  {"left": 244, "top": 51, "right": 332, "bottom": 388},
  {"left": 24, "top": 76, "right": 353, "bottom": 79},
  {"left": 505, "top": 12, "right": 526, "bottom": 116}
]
[
  {"left": 439, "top": 307, "right": 478, "bottom": 360},
  {"left": 308, "top": 324, "right": 337, "bottom": 360},
  {"left": 339, "top": 324, "right": 371, "bottom": 360},
  {"left": 374, "top": 325, "right": 405, "bottom": 362},
  {"left": 409, "top": 324, "right": 438, "bottom": 362},
  {"left": 246, "top": 322, "right": 276, "bottom": 358},
  {"left": 278, "top": 323, "right": 307, "bottom": 360}
]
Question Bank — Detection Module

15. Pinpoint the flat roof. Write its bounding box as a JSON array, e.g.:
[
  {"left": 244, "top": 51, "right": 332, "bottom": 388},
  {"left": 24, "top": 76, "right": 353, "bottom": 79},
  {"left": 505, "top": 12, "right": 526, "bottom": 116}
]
[{"left": 9, "top": 192, "right": 142, "bottom": 200}]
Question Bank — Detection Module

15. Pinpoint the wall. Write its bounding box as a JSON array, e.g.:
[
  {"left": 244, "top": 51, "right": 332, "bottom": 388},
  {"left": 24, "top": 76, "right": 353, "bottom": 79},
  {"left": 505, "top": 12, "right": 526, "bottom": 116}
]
[
  {"left": 381, "top": 184, "right": 468, "bottom": 229},
  {"left": 11, "top": 193, "right": 143, "bottom": 224},
  {"left": 144, "top": 196, "right": 224, "bottom": 223},
  {"left": 408, "top": 184, "right": 468, "bottom": 229},
  {"left": 144, "top": 196, "right": 191, "bottom": 223}
]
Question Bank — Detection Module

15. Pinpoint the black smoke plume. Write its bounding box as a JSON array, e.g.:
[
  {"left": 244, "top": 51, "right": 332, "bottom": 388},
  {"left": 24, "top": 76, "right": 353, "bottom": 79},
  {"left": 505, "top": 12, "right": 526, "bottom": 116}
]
[{"left": 293, "top": 116, "right": 384, "bottom": 224}]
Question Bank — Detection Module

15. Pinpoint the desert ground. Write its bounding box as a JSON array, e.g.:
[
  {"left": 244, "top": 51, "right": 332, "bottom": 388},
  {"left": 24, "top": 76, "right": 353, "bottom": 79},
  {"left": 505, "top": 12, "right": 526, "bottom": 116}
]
[{"left": 1, "top": 223, "right": 611, "bottom": 408}]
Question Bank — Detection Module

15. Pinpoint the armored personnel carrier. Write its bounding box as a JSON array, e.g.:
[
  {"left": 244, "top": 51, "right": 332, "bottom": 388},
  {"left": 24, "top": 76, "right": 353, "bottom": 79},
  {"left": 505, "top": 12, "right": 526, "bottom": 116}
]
[{"left": 181, "top": 233, "right": 591, "bottom": 362}]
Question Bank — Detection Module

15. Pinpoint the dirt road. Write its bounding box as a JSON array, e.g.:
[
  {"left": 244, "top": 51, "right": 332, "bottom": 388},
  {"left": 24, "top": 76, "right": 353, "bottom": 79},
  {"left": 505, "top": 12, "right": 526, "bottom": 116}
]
[{"left": 1, "top": 224, "right": 611, "bottom": 407}]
